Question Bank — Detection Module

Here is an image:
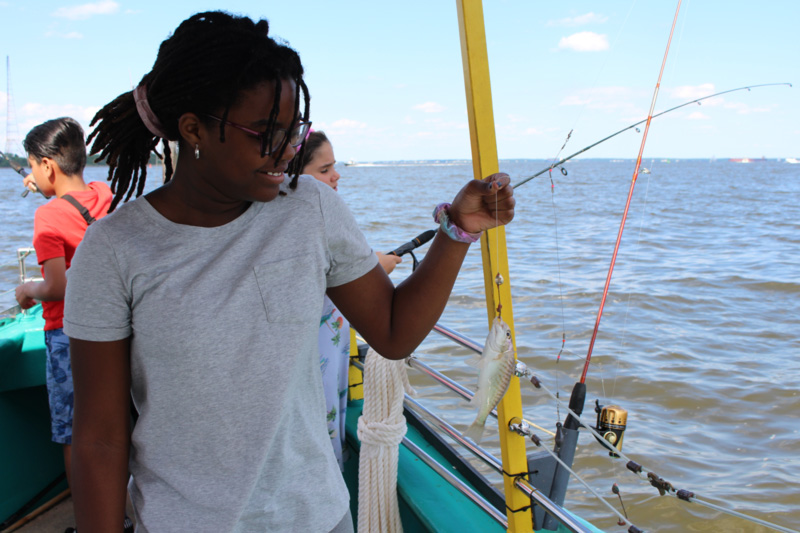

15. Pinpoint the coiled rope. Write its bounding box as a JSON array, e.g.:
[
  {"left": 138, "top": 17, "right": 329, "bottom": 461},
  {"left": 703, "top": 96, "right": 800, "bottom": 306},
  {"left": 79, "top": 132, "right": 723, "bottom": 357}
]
[{"left": 356, "top": 348, "right": 414, "bottom": 533}]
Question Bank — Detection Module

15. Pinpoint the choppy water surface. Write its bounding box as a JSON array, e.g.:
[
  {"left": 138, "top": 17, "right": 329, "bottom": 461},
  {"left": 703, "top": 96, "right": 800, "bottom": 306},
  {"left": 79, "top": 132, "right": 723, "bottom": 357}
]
[{"left": 2, "top": 160, "right": 798, "bottom": 532}]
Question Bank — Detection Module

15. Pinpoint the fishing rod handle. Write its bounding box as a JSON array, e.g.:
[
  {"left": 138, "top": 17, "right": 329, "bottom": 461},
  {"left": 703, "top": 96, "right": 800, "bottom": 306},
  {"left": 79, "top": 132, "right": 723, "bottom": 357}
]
[{"left": 388, "top": 229, "right": 437, "bottom": 257}]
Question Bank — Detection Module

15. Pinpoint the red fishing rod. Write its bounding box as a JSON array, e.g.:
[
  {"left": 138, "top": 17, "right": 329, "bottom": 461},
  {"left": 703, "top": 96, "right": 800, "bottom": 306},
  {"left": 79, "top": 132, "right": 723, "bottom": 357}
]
[{"left": 580, "top": 0, "right": 683, "bottom": 384}]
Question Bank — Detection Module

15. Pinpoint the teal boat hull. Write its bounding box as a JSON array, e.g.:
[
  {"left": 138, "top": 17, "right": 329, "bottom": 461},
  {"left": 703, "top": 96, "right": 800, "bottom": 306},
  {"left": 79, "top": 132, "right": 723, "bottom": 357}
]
[
  {"left": 0, "top": 306, "right": 68, "bottom": 526},
  {"left": 344, "top": 399, "right": 604, "bottom": 532}
]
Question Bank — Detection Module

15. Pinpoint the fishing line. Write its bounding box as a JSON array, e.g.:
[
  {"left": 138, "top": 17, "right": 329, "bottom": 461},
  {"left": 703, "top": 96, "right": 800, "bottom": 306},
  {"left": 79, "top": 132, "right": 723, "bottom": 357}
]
[
  {"left": 543, "top": 0, "right": 640, "bottom": 158},
  {"left": 525, "top": 373, "right": 800, "bottom": 533},
  {"left": 668, "top": 0, "right": 692, "bottom": 82},
  {"left": 597, "top": 158, "right": 656, "bottom": 402},
  {"left": 543, "top": 130, "right": 573, "bottom": 424},
  {"left": 482, "top": 184, "right": 504, "bottom": 320},
  {"left": 514, "top": 83, "right": 792, "bottom": 189},
  {"left": 580, "top": 0, "right": 684, "bottom": 385},
  {"left": 494, "top": 186, "right": 502, "bottom": 318},
  {"left": 513, "top": 423, "right": 644, "bottom": 531}
]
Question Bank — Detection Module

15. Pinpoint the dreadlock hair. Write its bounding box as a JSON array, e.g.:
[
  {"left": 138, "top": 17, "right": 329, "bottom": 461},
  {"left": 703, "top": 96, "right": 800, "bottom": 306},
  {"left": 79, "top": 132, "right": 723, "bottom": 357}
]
[
  {"left": 288, "top": 130, "right": 330, "bottom": 175},
  {"left": 87, "top": 11, "right": 310, "bottom": 211},
  {"left": 23, "top": 117, "right": 87, "bottom": 177}
]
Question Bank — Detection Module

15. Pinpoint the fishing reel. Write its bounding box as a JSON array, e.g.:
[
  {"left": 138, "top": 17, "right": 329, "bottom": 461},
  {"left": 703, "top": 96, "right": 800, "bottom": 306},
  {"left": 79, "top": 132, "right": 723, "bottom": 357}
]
[{"left": 593, "top": 400, "right": 628, "bottom": 457}]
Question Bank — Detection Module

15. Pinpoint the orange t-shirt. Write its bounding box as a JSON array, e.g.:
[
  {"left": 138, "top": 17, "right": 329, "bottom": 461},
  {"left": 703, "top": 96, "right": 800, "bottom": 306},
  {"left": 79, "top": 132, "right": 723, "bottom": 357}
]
[{"left": 32, "top": 181, "right": 112, "bottom": 330}]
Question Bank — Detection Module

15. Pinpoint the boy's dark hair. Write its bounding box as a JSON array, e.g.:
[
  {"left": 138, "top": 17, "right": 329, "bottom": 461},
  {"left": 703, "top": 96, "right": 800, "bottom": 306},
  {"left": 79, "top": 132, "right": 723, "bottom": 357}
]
[
  {"left": 288, "top": 130, "right": 330, "bottom": 175},
  {"left": 87, "top": 11, "right": 310, "bottom": 211},
  {"left": 23, "top": 117, "right": 87, "bottom": 177}
]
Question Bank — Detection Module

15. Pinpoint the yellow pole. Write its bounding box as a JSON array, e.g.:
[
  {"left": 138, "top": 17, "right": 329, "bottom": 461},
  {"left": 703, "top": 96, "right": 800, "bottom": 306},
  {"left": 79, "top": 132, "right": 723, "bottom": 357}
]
[
  {"left": 455, "top": 1, "right": 531, "bottom": 531},
  {"left": 348, "top": 328, "right": 364, "bottom": 401}
]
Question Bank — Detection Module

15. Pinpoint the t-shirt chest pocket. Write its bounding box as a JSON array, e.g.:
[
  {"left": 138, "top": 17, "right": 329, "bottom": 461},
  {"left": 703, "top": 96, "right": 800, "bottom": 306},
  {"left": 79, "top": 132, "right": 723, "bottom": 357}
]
[{"left": 254, "top": 255, "right": 325, "bottom": 324}]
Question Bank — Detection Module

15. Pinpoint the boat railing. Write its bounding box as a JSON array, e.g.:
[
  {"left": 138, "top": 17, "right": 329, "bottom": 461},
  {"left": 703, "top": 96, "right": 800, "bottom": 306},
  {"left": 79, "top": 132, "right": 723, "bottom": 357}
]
[
  {"left": 403, "top": 392, "right": 591, "bottom": 533},
  {"left": 17, "top": 247, "right": 41, "bottom": 285},
  {"left": 353, "top": 323, "right": 596, "bottom": 533},
  {"left": 1, "top": 248, "right": 41, "bottom": 318}
]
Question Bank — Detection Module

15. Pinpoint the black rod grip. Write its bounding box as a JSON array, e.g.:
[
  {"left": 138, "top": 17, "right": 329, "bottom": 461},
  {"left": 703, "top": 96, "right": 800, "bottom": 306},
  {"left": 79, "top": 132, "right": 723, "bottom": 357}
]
[{"left": 388, "top": 229, "right": 436, "bottom": 257}]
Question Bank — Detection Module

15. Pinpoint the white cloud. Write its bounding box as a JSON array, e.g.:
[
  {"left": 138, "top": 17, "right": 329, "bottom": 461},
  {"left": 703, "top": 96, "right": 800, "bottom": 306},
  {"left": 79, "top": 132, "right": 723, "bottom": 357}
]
[
  {"left": 413, "top": 102, "right": 445, "bottom": 113},
  {"left": 18, "top": 102, "right": 100, "bottom": 137},
  {"left": 686, "top": 112, "right": 709, "bottom": 120},
  {"left": 558, "top": 32, "right": 609, "bottom": 52},
  {"left": 722, "top": 101, "right": 771, "bottom": 115},
  {"left": 560, "top": 94, "right": 591, "bottom": 106},
  {"left": 668, "top": 83, "right": 716, "bottom": 100},
  {"left": 560, "top": 86, "right": 642, "bottom": 112},
  {"left": 506, "top": 113, "right": 527, "bottom": 124},
  {"left": 45, "top": 31, "right": 84, "bottom": 39},
  {"left": 548, "top": 12, "right": 609, "bottom": 27},
  {"left": 52, "top": 0, "right": 119, "bottom": 20}
]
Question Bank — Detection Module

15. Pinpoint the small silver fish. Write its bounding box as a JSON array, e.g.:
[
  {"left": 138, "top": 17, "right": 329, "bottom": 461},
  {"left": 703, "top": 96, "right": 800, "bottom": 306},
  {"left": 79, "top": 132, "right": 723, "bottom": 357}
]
[{"left": 464, "top": 317, "right": 516, "bottom": 443}]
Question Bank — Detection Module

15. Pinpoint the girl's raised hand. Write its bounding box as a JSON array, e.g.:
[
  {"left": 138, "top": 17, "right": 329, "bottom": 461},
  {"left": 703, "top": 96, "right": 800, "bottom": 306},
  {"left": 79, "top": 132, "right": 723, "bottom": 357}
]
[{"left": 448, "top": 173, "right": 515, "bottom": 234}]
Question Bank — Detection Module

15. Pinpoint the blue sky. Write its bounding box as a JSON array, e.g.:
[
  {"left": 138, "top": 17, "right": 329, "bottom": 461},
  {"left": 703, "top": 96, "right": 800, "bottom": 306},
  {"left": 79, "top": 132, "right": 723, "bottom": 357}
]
[{"left": 1, "top": 1, "right": 798, "bottom": 161}]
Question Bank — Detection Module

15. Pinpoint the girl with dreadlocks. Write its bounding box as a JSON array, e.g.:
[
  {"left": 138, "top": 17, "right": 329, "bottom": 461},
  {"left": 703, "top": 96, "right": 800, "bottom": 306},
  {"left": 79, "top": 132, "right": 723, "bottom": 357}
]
[{"left": 64, "top": 11, "right": 514, "bottom": 533}]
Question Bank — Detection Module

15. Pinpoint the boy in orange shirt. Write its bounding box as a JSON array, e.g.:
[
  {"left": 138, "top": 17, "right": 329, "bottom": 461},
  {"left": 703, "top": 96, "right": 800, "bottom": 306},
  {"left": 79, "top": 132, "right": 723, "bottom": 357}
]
[{"left": 15, "top": 117, "right": 112, "bottom": 490}]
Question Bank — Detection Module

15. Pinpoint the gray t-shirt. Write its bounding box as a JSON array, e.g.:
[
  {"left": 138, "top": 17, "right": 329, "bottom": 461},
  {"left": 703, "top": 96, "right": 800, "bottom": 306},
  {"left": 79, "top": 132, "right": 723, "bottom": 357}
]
[{"left": 64, "top": 176, "right": 378, "bottom": 532}]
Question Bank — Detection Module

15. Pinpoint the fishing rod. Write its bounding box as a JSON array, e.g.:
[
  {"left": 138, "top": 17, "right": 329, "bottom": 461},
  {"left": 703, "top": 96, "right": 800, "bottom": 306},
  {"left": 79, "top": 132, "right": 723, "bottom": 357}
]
[
  {"left": 387, "top": 229, "right": 436, "bottom": 271},
  {"left": 388, "top": 229, "right": 436, "bottom": 258},
  {"left": 522, "top": 370, "right": 800, "bottom": 533},
  {"left": 514, "top": 82, "right": 792, "bottom": 189},
  {"left": 0, "top": 149, "right": 46, "bottom": 198},
  {"left": 579, "top": 0, "right": 684, "bottom": 385}
]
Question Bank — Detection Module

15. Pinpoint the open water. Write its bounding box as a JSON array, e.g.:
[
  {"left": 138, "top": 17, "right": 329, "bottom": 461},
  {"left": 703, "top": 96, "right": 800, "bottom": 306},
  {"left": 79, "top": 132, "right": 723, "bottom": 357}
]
[{"left": 1, "top": 159, "right": 798, "bottom": 532}]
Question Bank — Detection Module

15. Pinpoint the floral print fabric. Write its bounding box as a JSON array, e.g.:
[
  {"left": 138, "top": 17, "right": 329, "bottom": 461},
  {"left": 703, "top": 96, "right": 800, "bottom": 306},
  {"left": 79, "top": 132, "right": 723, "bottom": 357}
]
[{"left": 319, "top": 296, "right": 350, "bottom": 470}]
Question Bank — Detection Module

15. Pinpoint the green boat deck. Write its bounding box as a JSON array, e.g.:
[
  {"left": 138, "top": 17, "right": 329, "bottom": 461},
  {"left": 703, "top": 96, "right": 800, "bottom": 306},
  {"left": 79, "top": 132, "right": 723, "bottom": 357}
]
[{"left": 0, "top": 306, "right": 68, "bottom": 527}]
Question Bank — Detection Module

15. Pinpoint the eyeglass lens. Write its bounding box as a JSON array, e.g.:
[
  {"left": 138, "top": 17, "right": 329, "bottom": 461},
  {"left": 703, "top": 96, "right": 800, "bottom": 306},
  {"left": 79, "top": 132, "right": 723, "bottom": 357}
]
[{"left": 264, "top": 123, "right": 309, "bottom": 156}]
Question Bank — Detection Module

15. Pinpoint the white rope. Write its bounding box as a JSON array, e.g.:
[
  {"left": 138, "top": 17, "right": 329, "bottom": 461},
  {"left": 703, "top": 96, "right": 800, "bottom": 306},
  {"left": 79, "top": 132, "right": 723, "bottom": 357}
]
[{"left": 356, "top": 348, "right": 413, "bottom": 533}]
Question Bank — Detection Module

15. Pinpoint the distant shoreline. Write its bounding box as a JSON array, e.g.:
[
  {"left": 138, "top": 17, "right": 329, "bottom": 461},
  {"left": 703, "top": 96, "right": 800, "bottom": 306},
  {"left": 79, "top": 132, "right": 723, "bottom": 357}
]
[
  {"left": 3, "top": 156, "right": 797, "bottom": 171},
  {"left": 339, "top": 157, "right": 799, "bottom": 167}
]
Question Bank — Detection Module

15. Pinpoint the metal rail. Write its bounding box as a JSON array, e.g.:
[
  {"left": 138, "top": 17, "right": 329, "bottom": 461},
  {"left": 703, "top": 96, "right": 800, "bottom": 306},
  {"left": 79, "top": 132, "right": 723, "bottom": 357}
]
[
  {"left": 354, "top": 354, "right": 595, "bottom": 533},
  {"left": 403, "top": 395, "right": 501, "bottom": 472},
  {"left": 432, "top": 323, "right": 484, "bottom": 353},
  {"left": 402, "top": 396, "right": 593, "bottom": 533},
  {"left": 407, "top": 354, "right": 475, "bottom": 403},
  {"left": 352, "top": 357, "right": 502, "bottom": 469},
  {"left": 406, "top": 340, "right": 555, "bottom": 437},
  {"left": 400, "top": 437, "right": 509, "bottom": 529},
  {"left": 513, "top": 477, "right": 596, "bottom": 533}
]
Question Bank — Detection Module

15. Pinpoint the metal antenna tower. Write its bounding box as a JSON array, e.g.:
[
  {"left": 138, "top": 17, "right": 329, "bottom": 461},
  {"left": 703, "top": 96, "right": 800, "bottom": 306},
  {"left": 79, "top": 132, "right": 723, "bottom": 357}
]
[{"left": 5, "top": 56, "right": 22, "bottom": 156}]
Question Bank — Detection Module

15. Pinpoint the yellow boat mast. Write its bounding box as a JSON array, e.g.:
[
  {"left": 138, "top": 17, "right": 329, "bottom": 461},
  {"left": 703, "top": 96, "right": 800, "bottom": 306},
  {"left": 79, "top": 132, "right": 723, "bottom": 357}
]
[{"left": 456, "top": 1, "right": 532, "bottom": 531}]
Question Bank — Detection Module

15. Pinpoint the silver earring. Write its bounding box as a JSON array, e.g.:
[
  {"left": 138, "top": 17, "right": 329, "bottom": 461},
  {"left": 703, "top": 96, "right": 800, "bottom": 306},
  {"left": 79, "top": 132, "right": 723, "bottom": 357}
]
[{"left": 194, "top": 144, "right": 200, "bottom": 160}]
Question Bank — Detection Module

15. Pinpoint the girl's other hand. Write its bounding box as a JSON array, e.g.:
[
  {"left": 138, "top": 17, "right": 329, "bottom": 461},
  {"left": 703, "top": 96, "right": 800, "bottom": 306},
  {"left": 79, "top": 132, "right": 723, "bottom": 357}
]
[
  {"left": 448, "top": 173, "right": 515, "bottom": 234},
  {"left": 376, "top": 252, "right": 402, "bottom": 275}
]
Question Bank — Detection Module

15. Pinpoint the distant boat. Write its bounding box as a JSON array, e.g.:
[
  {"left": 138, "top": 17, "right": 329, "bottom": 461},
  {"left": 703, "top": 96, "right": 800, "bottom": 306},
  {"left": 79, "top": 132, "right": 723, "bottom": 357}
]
[
  {"left": 344, "top": 160, "right": 358, "bottom": 166},
  {"left": 786, "top": 157, "right": 799, "bottom": 164},
  {"left": 729, "top": 157, "right": 766, "bottom": 163}
]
